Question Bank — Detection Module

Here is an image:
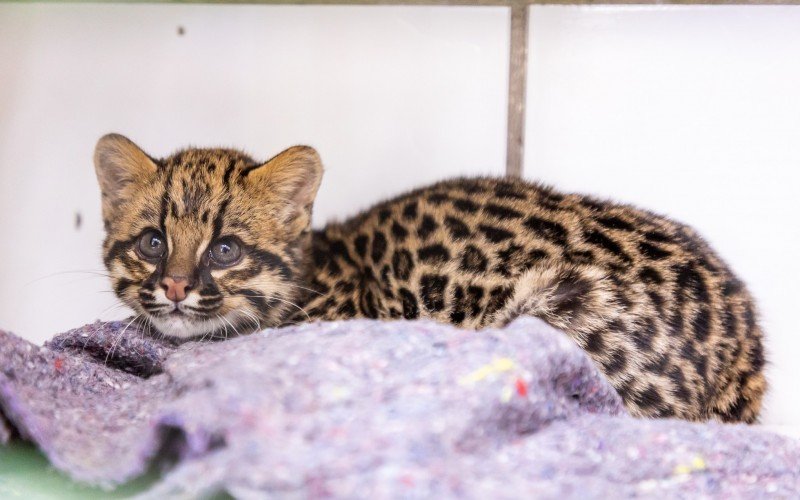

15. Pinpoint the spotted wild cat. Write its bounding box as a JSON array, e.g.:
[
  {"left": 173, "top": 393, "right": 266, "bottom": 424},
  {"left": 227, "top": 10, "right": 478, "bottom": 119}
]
[{"left": 94, "top": 134, "right": 766, "bottom": 423}]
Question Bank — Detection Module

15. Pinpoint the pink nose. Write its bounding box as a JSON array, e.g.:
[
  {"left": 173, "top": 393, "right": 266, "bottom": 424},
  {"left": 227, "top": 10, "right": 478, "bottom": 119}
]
[{"left": 161, "top": 276, "right": 190, "bottom": 302}]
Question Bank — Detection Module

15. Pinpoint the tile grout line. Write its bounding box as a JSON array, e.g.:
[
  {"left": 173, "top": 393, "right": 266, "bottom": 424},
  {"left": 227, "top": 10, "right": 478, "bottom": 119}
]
[{"left": 506, "top": 3, "right": 528, "bottom": 178}]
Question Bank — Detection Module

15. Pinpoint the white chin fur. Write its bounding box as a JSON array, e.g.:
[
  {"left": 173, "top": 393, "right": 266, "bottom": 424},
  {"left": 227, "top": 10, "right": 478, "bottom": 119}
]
[{"left": 149, "top": 313, "right": 230, "bottom": 340}]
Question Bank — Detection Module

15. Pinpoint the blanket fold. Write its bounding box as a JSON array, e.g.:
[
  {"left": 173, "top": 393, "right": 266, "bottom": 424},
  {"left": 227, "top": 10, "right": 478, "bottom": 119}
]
[{"left": 0, "top": 317, "right": 798, "bottom": 498}]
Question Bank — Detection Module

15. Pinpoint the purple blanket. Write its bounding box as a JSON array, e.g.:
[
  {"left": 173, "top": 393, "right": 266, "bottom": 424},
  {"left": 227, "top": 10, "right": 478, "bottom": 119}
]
[{"left": 0, "top": 318, "right": 798, "bottom": 498}]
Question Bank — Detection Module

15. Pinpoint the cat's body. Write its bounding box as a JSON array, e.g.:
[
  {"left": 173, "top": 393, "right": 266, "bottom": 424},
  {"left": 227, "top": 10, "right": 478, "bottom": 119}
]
[{"left": 95, "top": 135, "right": 766, "bottom": 423}]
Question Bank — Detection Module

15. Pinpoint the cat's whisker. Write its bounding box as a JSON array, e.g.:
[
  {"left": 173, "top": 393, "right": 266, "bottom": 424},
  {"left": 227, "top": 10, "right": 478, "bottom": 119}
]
[
  {"left": 95, "top": 300, "right": 129, "bottom": 320},
  {"left": 141, "top": 315, "right": 151, "bottom": 343},
  {"left": 271, "top": 297, "right": 311, "bottom": 321},
  {"left": 205, "top": 317, "right": 219, "bottom": 342},
  {"left": 199, "top": 315, "right": 222, "bottom": 343},
  {"left": 196, "top": 322, "right": 211, "bottom": 344},
  {"left": 237, "top": 309, "right": 262, "bottom": 333},
  {"left": 63, "top": 276, "right": 116, "bottom": 287},
  {"left": 215, "top": 314, "right": 229, "bottom": 341},
  {"left": 24, "top": 270, "right": 113, "bottom": 287},
  {"left": 235, "top": 291, "right": 312, "bottom": 321},
  {"left": 219, "top": 314, "right": 242, "bottom": 338},
  {"left": 246, "top": 310, "right": 262, "bottom": 332},
  {"left": 282, "top": 282, "right": 324, "bottom": 297},
  {"left": 105, "top": 314, "right": 141, "bottom": 366}
]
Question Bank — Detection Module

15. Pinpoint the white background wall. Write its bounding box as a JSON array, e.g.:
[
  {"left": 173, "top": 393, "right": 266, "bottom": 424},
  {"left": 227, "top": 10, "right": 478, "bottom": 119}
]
[{"left": 0, "top": 4, "right": 798, "bottom": 427}]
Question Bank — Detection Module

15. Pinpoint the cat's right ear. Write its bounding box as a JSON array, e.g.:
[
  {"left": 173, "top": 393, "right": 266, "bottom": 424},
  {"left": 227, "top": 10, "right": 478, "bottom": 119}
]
[{"left": 94, "top": 134, "right": 157, "bottom": 213}]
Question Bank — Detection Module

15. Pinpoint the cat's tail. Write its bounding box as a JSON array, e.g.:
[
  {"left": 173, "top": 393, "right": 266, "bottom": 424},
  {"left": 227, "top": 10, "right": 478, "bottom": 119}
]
[{"left": 491, "top": 262, "right": 624, "bottom": 337}]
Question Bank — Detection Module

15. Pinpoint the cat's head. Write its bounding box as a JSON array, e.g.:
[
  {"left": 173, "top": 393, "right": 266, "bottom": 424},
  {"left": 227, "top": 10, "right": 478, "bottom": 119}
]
[{"left": 94, "top": 134, "right": 323, "bottom": 339}]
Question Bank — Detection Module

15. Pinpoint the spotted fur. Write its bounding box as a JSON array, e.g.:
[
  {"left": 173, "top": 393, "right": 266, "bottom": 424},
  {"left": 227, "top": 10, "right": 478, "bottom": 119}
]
[{"left": 96, "top": 135, "right": 766, "bottom": 423}]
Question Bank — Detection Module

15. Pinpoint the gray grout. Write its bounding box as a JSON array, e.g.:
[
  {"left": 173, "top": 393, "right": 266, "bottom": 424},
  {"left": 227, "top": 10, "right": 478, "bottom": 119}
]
[{"left": 506, "top": 4, "right": 528, "bottom": 178}]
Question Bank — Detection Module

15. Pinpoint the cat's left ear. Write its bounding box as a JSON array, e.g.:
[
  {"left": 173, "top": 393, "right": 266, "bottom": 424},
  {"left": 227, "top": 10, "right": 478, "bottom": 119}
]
[{"left": 245, "top": 145, "right": 324, "bottom": 213}]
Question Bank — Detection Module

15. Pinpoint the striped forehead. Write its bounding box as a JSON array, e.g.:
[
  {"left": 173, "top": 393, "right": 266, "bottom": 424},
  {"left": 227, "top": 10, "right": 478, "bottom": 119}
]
[
  {"left": 161, "top": 149, "right": 252, "bottom": 219},
  {"left": 165, "top": 169, "right": 216, "bottom": 218}
]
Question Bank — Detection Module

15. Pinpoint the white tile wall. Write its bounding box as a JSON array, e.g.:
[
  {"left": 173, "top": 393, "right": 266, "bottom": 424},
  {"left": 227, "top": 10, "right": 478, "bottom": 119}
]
[
  {"left": 526, "top": 5, "right": 800, "bottom": 426},
  {"left": 0, "top": 4, "right": 509, "bottom": 343}
]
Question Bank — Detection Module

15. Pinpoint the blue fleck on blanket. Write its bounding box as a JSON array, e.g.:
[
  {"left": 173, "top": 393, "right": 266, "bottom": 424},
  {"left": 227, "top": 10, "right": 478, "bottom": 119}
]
[{"left": 0, "top": 318, "right": 798, "bottom": 498}]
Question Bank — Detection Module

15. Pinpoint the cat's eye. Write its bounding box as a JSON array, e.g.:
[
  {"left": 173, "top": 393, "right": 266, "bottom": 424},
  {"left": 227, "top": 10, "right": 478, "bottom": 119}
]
[
  {"left": 209, "top": 237, "right": 242, "bottom": 267},
  {"left": 137, "top": 230, "right": 166, "bottom": 260}
]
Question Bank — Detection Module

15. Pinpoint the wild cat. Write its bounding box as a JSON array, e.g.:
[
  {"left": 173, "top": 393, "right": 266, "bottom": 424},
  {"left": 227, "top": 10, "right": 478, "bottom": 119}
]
[{"left": 95, "top": 134, "right": 765, "bottom": 422}]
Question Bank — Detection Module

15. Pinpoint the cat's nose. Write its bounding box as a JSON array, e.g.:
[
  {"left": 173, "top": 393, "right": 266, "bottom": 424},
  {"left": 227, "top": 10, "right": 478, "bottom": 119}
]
[{"left": 161, "top": 276, "right": 192, "bottom": 303}]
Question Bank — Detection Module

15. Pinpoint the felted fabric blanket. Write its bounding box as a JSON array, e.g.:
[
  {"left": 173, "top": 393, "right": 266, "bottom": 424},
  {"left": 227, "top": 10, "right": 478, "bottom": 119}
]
[{"left": 0, "top": 318, "right": 798, "bottom": 498}]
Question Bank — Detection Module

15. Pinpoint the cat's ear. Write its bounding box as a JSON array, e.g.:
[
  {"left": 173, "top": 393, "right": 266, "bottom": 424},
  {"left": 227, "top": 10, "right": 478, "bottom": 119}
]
[
  {"left": 245, "top": 145, "right": 323, "bottom": 211},
  {"left": 94, "top": 134, "right": 158, "bottom": 209}
]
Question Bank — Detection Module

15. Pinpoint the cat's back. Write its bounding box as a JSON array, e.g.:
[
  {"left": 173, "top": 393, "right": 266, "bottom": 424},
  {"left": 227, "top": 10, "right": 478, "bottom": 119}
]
[
  {"left": 326, "top": 176, "right": 728, "bottom": 278},
  {"left": 319, "top": 176, "right": 754, "bottom": 325}
]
